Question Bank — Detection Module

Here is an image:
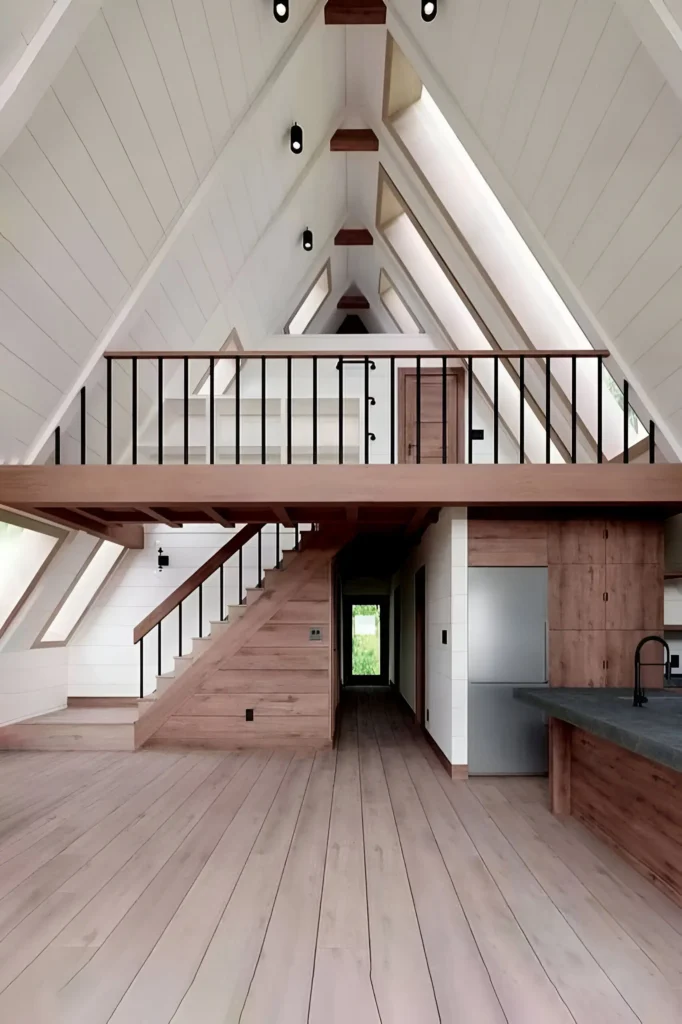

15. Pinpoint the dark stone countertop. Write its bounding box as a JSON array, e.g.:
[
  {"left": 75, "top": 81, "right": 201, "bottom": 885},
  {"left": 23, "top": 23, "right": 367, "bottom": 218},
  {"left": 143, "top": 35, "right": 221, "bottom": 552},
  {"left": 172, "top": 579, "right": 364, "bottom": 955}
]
[{"left": 513, "top": 687, "right": 682, "bottom": 774}]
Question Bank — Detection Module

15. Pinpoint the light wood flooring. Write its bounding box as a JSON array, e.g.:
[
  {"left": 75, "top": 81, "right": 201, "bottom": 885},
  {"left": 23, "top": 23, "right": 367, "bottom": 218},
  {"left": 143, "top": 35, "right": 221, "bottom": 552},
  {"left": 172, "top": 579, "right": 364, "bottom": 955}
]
[{"left": 0, "top": 690, "right": 681, "bottom": 1023}]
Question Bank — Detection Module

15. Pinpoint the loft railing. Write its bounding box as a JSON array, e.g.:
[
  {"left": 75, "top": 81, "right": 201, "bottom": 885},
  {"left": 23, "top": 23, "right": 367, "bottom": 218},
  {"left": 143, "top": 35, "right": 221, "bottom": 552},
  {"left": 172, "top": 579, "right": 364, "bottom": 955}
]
[
  {"left": 133, "top": 521, "right": 301, "bottom": 698},
  {"left": 53, "top": 348, "right": 657, "bottom": 467}
]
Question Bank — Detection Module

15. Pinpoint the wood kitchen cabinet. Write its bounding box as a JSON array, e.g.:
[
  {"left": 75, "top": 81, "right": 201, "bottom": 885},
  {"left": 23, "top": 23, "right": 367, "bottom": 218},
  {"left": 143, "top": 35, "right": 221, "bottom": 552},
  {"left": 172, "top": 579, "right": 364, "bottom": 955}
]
[
  {"left": 604, "top": 563, "right": 664, "bottom": 630},
  {"left": 549, "top": 630, "right": 606, "bottom": 687},
  {"left": 605, "top": 520, "right": 663, "bottom": 564},
  {"left": 548, "top": 564, "right": 605, "bottom": 631},
  {"left": 605, "top": 630, "right": 664, "bottom": 688},
  {"left": 547, "top": 520, "right": 606, "bottom": 564}
]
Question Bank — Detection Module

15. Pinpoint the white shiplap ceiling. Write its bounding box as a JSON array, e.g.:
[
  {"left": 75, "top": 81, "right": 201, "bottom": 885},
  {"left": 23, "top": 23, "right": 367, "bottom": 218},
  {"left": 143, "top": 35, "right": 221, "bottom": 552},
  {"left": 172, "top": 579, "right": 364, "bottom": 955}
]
[{"left": 3, "top": 0, "right": 682, "bottom": 461}]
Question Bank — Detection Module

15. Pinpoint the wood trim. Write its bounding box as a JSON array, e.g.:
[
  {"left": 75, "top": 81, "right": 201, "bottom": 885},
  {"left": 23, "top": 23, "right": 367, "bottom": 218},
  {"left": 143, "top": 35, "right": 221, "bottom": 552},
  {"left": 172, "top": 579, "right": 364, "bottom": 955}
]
[
  {"left": 334, "top": 228, "right": 374, "bottom": 246},
  {"left": 398, "top": 367, "right": 465, "bottom": 464},
  {"left": 337, "top": 293, "right": 370, "bottom": 310},
  {"left": 549, "top": 718, "right": 572, "bottom": 814},
  {"left": 330, "top": 128, "right": 379, "bottom": 151},
  {"left": 104, "top": 349, "right": 609, "bottom": 361},
  {"left": 133, "top": 523, "right": 262, "bottom": 643},
  {"left": 5, "top": 465, "right": 682, "bottom": 513}
]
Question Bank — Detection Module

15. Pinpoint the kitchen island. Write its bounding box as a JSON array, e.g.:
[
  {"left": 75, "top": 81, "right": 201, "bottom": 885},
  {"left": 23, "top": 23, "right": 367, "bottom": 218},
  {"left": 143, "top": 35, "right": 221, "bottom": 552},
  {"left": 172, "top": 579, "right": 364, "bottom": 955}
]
[{"left": 514, "top": 687, "right": 682, "bottom": 906}]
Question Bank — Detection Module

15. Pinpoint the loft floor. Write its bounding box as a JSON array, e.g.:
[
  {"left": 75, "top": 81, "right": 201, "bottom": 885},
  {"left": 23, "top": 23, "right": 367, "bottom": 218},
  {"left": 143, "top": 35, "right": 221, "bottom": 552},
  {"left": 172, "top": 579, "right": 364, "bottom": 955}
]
[{"left": 0, "top": 692, "right": 680, "bottom": 1022}]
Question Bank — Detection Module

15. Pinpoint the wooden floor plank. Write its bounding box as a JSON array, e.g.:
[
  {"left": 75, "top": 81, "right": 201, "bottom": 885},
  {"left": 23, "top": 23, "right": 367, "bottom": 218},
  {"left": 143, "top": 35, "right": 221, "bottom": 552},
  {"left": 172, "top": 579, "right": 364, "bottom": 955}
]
[
  {"left": 57, "top": 752, "right": 271, "bottom": 1024},
  {"left": 472, "top": 781, "right": 682, "bottom": 1023},
  {"left": 357, "top": 695, "right": 441, "bottom": 1023},
  {"left": 386, "top": 706, "right": 574, "bottom": 1024},
  {"left": 372, "top": 706, "right": 507, "bottom": 1023},
  {"left": 171, "top": 753, "right": 314, "bottom": 1023},
  {"left": 239, "top": 748, "right": 337, "bottom": 1024},
  {"left": 309, "top": 702, "right": 381, "bottom": 1024},
  {"left": 107, "top": 752, "right": 293, "bottom": 1023}
]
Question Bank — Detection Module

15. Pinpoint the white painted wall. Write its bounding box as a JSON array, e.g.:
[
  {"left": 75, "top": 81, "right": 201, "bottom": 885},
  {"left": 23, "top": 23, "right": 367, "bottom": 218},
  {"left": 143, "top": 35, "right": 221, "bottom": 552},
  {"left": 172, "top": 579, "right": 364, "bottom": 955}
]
[
  {"left": 68, "top": 522, "right": 301, "bottom": 697},
  {"left": 0, "top": 647, "right": 68, "bottom": 727},
  {"left": 394, "top": 509, "right": 468, "bottom": 766}
]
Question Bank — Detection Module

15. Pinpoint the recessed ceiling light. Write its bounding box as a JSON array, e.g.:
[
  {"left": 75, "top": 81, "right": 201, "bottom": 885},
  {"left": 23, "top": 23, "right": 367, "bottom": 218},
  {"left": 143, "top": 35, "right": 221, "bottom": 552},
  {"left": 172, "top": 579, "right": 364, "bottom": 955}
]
[
  {"left": 422, "top": 0, "right": 437, "bottom": 20},
  {"left": 274, "top": 0, "right": 289, "bottom": 22},
  {"left": 302, "top": 228, "right": 313, "bottom": 251},
  {"left": 290, "top": 123, "right": 303, "bottom": 154}
]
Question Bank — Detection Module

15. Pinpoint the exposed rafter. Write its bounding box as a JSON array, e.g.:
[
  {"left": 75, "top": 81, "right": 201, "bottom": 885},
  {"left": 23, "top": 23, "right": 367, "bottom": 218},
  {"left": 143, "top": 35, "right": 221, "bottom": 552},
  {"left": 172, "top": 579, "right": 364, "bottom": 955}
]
[
  {"left": 335, "top": 228, "right": 374, "bottom": 246},
  {"left": 330, "top": 128, "right": 379, "bottom": 152},
  {"left": 324, "top": 1, "right": 386, "bottom": 25},
  {"left": 337, "top": 293, "right": 370, "bottom": 310}
]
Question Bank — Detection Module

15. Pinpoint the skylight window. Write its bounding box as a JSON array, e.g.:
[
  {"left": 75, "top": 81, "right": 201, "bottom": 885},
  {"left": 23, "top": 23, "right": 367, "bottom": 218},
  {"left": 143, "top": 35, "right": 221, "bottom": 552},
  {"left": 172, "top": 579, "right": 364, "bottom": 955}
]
[
  {"left": 0, "top": 513, "right": 64, "bottom": 637},
  {"left": 38, "top": 541, "right": 124, "bottom": 645},
  {"left": 286, "top": 262, "right": 331, "bottom": 335},
  {"left": 379, "top": 269, "right": 422, "bottom": 334}
]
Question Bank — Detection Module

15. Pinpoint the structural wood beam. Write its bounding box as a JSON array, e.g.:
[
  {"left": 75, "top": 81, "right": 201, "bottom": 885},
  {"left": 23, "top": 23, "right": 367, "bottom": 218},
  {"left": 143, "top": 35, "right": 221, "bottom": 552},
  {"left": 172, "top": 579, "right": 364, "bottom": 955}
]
[
  {"left": 4, "top": 466, "right": 682, "bottom": 523},
  {"left": 337, "top": 293, "right": 370, "bottom": 310},
  {"left": 324, "top": 1, "right": 386, "bottom": 24},
  {"left": 27, "top": 505, "right": 144, "bottom": 548},
  {"left": 334, "top": 228, "right": 373, "bottom": 246},
  {"left": 330, "top": 128, "right": 379, "bottom": 151}
]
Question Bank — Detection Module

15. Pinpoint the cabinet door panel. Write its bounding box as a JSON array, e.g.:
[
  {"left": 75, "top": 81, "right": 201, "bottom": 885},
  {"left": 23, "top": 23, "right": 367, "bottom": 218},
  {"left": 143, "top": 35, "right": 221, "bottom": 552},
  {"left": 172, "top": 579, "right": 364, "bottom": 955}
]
[
  {"left": 547, "top": 520, "right": 605, "bottom": 564},
  {"left": 549, "top": 631, "right": 606, "bottom": 687},
  {"left": 549, "top": 565, "right": 605, "bottom": 630},
  {"left": 606, "top": 521, "right": 664, "bottom": 564},
  {"left": 606, "top": 631, "right": 664, "bottom": 689},
  {"left": 605, "top": 564, "right": 663, "bottom": 630}
]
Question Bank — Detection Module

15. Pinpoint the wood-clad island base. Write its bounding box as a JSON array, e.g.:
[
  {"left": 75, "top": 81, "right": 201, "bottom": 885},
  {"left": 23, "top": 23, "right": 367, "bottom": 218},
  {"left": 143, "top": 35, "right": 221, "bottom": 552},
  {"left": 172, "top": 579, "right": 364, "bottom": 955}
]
[{"left": 551, "top": 720, "right": 682, "bottom": 907}]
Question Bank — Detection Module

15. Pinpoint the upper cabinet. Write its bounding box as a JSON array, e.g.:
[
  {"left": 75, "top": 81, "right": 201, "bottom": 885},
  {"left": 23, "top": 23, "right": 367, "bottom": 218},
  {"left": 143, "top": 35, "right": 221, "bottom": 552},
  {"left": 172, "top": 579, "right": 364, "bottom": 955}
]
[
  {"left": 547, "top": 520, "right": 606, "bottom": 564},
  {"left": 605, "top": 521, "right": 663, "bottom": 565}
]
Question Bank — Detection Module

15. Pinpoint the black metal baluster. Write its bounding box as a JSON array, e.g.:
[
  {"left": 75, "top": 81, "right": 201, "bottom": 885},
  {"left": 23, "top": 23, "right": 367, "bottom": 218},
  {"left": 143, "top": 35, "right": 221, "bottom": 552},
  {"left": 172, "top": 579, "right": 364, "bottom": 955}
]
[
  {"left": 261, "top": 358, "right": 267, "bottom": 465},
  {"left": 55, "top": 425, "right": 61, "bottom": 466},
  {"left": 139, "top": 638, "right": 144, "bottom": 699},
  {"left": 209, "top": 357, "right": 215, "bottom": 465},
  {"left": 198, "top": 583, "right": 203, "bottom": 638},
  {"left": 597, "top": 356, "right": 603, "bottom": 464},
  {"left": 287, "top": 356, "right": 292, "bottom": 465},
  {"left": 80, "top": 386, "right": 87, "bottom": 465},
  {"left": 467, "top": 357, "right": 473, "bottom": 464},
  {"left": 219, "top": 563, "right": 224, "bottom": 620},
  {"left": 235, "top": 356, "right": 240, "bottom": 465},
  {"left": 571, "top": 356, "right": 577, "bottom": 463},
  {"left": 493, "top": 356, "right": 499, "bottom": 465},
  {"left": 183, "top": 357, "right": 189, "bottom": 465},
  {"left": 364, "top": 357, "right": 370, "bottom": 465},
  {"left": 416, "top": 357, "right": 421, "bottom": 464},
  {"left": 178, "top": 602, "right": 183, "bottom": 657},
  {"left": 442, "top": 356, "right": 447, "bottom": 464},
  {"left": 157, "top": 622, "right": 162, "bottom": 678},
  {"left": 390, "top": 355, "right": 396, "bottom": 465},
  {"left": 158, "top": 357, "right": 164, "bottom": 466},
  {"left": 257, "top": 529, "right": 262, "bottom": 587},
  {"left": 106, "top": 358, "right": 112, "bottom": 465},
  {"left": 312, "top": 356, "right": 318, "bottom": 465},
  {"left": 649, "top": 420, "right": 656, "bottom": 464},
  {"left": 519, "top": 356, "right": 525, "bottom": 464},
  {"left": 545, "top": 356, "right": 551, "bottom": 465},
  {"left": 338, "top": 357, "right": 344, "bottom": 464},
  {"left": 623, "top": 378, "right": 629, "bottom": 464},
  {"left": 131, "top": 361, "right": 137, "bottom": 466},
  {"left": 239, "top": 547, "right": 244, "bottom": 604}
]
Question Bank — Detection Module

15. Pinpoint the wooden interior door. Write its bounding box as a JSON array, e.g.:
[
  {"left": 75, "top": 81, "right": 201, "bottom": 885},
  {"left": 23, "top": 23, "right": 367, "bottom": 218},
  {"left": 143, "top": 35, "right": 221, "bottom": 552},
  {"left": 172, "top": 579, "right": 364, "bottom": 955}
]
[
  {"left": 399, "top": 369, "right": 463, "bottom": 463},
  {"left": 415, "top": 566, "right": 426, "bottom": 726}
]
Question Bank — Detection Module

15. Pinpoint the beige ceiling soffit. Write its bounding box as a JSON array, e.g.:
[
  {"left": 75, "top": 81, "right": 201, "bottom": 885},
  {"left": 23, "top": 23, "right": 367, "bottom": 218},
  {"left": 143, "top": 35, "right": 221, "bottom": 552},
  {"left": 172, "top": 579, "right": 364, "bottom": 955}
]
[
  {"left": 0, "top": 0, "right": 103, "bottom": 160},
  {"left": 26, "top": 24, "right": 340, "bottom": 464},
  {"left": 617, "top": 0, "right": 682, "bottom": 107}
]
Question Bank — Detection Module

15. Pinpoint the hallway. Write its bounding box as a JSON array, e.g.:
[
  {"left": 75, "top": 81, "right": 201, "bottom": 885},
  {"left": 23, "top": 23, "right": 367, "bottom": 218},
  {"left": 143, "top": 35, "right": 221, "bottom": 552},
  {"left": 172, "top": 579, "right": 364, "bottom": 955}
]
[{"left": 0, "top": 691, "right": 681, "bottom": 1022}]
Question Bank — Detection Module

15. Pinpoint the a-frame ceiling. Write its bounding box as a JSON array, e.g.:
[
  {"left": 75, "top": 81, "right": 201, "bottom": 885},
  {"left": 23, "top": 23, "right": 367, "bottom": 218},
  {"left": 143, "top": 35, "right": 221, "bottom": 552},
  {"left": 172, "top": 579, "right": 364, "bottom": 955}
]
[{"left": 2, "top": 0, "right": 682, "bottom": 463}]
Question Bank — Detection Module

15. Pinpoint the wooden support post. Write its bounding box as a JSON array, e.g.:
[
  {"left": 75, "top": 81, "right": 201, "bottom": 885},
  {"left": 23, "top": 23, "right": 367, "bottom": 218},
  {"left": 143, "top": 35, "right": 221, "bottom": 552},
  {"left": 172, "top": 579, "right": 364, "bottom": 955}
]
[{"left": 549, "top": 717, "right": 572, "bottom": 815}]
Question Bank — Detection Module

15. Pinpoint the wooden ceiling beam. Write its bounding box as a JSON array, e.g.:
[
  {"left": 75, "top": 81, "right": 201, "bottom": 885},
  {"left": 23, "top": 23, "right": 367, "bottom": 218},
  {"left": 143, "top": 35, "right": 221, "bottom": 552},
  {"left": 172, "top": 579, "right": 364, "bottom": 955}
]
[
  {"left": 201, "top": 506, "right": 236, "bottom": 528},
  {"left": 335, "top": 228, "right": 373, "bottom": 246},
  {"left": 330, "top": 128, "right": 379, "bottom": 152},
  {"left": 137, "top": 506, "right": 183, "bottom": 527},
  {"left": 324, "top": 1, "right": 386, "bottom": 24},
  {"left": 273, "top": 506, "right": 294, "bottom": 528},
  {"left": 337, "top": 293, "right": 370, "bottom": 310},
  {"left": 30, "top": 506, "right": 144, "bottom": 548}
]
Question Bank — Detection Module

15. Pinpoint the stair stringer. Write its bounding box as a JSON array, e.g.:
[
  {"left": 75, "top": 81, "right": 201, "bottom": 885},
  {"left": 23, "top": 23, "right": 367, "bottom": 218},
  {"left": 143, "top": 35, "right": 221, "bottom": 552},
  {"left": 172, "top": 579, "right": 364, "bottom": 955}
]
[{"left": 135, "top": 533, "right": 347, "bottom": 749}]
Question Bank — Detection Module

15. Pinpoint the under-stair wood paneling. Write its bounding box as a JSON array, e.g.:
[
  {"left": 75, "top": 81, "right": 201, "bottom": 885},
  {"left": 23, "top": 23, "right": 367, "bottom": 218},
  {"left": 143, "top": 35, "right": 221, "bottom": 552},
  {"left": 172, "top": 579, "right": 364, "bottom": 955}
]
[
  {"left": 140, "top": 535, "right": 346, "bottom": 750},
  {"left": 571, "top": 729, "right": 682, "bottom": 907}
]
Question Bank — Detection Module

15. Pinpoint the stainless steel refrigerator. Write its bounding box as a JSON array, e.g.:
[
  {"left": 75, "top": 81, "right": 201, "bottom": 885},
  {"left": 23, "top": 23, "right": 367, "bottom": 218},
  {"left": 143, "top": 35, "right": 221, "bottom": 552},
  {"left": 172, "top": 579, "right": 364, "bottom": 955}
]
[{"left": 468, "top": 567, "right": 549, "bottom": 775}]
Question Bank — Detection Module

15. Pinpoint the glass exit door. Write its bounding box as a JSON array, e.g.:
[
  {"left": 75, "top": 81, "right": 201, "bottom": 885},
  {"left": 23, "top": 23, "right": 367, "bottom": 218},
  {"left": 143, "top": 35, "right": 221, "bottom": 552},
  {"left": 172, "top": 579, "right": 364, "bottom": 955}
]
[{"left": 343, "top": 598, "right": 389, "bottom": 685}]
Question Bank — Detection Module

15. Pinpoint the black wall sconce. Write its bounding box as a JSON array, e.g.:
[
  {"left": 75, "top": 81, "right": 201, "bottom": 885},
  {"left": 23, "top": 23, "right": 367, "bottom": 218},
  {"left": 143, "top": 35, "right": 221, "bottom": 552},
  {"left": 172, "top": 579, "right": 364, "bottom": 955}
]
[
  {"left": 421, "top": 0, "right": 437, "bottom": 20},
  {"left": 274, "top": 0, "right": 289, "bottom": 22},
  {"left": 157, "top": 546, "right": 170, "bottom": 573},
  {"left": 302, "top": 227, "right": 313, "bottom": 251},
  {"left": 290, "top": 123, "right": 303, "bottom": 154}
]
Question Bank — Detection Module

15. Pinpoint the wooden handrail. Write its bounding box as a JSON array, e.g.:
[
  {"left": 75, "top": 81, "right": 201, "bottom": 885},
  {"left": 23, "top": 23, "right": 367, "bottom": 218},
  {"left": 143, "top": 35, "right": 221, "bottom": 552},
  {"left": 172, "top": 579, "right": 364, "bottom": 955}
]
[
  {"left": 133, "top": 522, "right": 262, "bottom": 644},
  {"left": 105, "top": 349, "right": 610, "bottom": 360}
]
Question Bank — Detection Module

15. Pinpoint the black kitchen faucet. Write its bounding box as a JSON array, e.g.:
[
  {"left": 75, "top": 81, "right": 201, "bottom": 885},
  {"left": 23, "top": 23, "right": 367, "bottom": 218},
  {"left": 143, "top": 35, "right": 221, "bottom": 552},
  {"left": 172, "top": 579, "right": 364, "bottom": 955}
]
[{"left": 633, "top": 635, "right": 671, "bottom": 707}]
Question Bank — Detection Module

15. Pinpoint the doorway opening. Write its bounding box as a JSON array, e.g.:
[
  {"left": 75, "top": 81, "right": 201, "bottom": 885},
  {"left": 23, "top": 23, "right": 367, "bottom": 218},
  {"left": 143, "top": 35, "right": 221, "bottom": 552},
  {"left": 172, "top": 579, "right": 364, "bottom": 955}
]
[
  {"left": 343, "top": 597, "right": 389, "bottom": 685},
  {"left": 415, "top": 566, "right": 426, "bottom": 724}
]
